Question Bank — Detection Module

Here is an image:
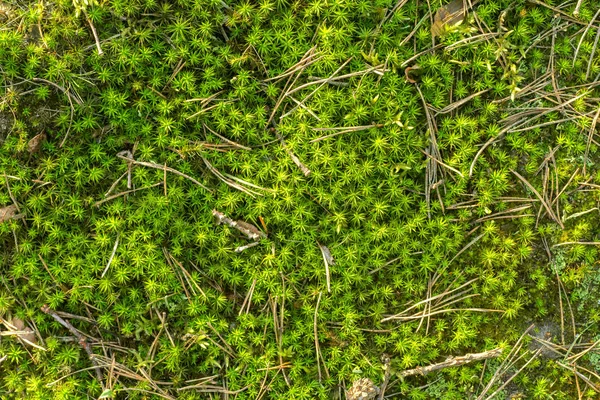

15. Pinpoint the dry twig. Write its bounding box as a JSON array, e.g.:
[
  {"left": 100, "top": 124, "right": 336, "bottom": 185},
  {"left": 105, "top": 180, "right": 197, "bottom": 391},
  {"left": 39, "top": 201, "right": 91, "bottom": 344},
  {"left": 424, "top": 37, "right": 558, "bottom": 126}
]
[
  {"left": 399, "top": 348, "right": 502, "bottom": 378},
  {"left": 275, "top": 131, "right": 311, "bottom": 176},
  {"left": 314, "top": 291, "right": 323, "bottom": 382},
  {"left": 42, "top": 305, "right": 104, "bottom": 388},
  {"left": 477, "top": 324, "right": 536, "bottom": 400},
  {"left": 212, "top": 209, "right": 267, "bottom": 241},
  {"left": 510, "top": 169, "right": 564, "bottom": 228},
  {"left": 116, "top": 151, "right": 211, "bottom": 192},
  {"left": 382, "top": 278, "right": 503, "bottom": 323}
]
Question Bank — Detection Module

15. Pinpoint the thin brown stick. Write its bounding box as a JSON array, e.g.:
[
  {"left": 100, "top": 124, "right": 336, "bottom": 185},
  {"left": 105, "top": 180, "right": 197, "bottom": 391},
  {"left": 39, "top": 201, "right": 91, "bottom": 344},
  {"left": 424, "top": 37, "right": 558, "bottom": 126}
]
[
  {"left": 116, "top": 151, "right": 212, "bottom": 192},
  {"left": 310, "top": 123, "right": 384, "bottom": 143},
  {"left": 561, "top": 274, "right": 579, "bottom": 344},
  {"left": 94, "top": 182, "right": 162, "bottom": 207},
  {"left": 510, "top": 169, "right": 563, "bottom": 228},
  {"left": 445, "top": 32, "right": 505, "bottom": 51},
  {"left": 267, "top": 48, "right": 319, "bottom": 125},
  {"left": 378, "top": 355, "right": 392, "bottom": 400},
  {"left": 0, "top": 318, "right": 45, "bottom": 350},
  {"left": 556, "top": 362, "right": 600, "bottom": 393},
  {"left": 201, "top": 156, "right": 263, "bottom": 196},
  {"left": 186, "top": 101, "right": 234, "bottom": 120},
  {"left": 256, "top": 363, "right": 292, "bottom": 372},
  {"left": 3, "top": 174, "right": 21, "bottom": 220},
  {"left": 166, "top": 252, "right": 207, "bottom": 298},
  {"left": 574, "top": 8, "right": 600, "bottom": 67},
  {"left": 477, "top": 324, "right": 535, "bottom": 399},
  {"left": 573, "top": 364, "right": 600, "bottom": 384},
  {"left": 420, "top": 149, "right": 464, "bottom": 177},
  {"left": 509, "top": 113, "right": 590, "bottom": 134},
  {"left": 448, "top": 232, "right": 484, "bottom": 265},
  {"left": 163, "top": 59, "right": 186, "bottom": 91},
  {"left": 556, "top": 269, "right": 566, "bottom": 345},
  {"left": 100, "top": 235, "right": 119, "bottom": 278},
  {"left": 286, "top": 63, "right": 384, "bottom": 98},
  {"left": 203, "top": 124, "right": 252, "bottom": 151},
  {"left": 586, "top": 25, "right": 600, "bottom": 80},
  {"left": 564, "top": 207, "right": 599, "bottom": 221},
  {"left": 415, "top": 84, "right": 441, "bottom": 218},
  {"left": 163, "top": 163, "right": 167, "bottom": 196},
  {"left": 434, "top": 89, "right": 489, "bottom": 115},
  {"left": 584, "top": 107, "right": 600, "bottom": 176},
  {"left": 31, "top": 78, "right": 83, "bottom": 106},
  {"left": 382, "top": 278, "right": 478, "bottom": 322},
  {"left": 279, "top": 58, "right": 355, "bottom": 121},
  {"left": 317, "top": 243, "right": 333, "bottom": 293},
  {"left": 263, "top": 47, "right": 320, "bottom": 83},
  {"left": 573, "top": 0, "right": 584, "bottom": 16},
  {"left": 239, "top": 279, "right": 256, "bottom": 316},
  {"left": 387, "top": 307, "right": 503, "bottom": 321},
  {"left": 474, "top": 205, "right": 532, "bottom": 223},
  {"left": 314, "top": 291, "right": 323, "bottom": 382},
  {"left": 528, "top": 0, "right": 600, "bottom": 28},
  {"left": 552, "top": 241, "right": 600, "bottom": 247},
  {"left": 482, "top": 349, "right": 543, "bottom": 400},
  {"left": 568, "top": 338, "right": 600, "bottom": 364},
  {"left": 85, "top": 12, "right": 103, "bottom": 55},
  {"left": 206, "top": 322, "right": 235, "bottom": 357},
  {"left": 41, "top": 305, "right": 104, "bottom": 387},
  {"left": 400, "top": 44, "right": 444, "bottom": 68},
  {"left": 269, "top": 297, "right": 291, "bottom": 387},
  {"left": 275, "top": 132, "right": 311, "bottom": 176},
  {"left": 256, "top": 368, "right": 278, "bottom": 400},
  {"left": 104, "top": 171, "right": 128, "bottom": 197}
]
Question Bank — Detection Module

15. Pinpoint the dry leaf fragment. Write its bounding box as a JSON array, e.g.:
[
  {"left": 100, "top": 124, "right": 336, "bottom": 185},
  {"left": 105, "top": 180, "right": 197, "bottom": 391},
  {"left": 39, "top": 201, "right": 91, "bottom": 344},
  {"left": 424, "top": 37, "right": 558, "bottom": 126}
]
[
  {"left": 318, "top": 243, "right": 334, "bottom": 293},
  {"left": 0, "top": 204, "right": 18, "bottom": 223},
  {"left": 317, "top": 243, "right": 335, "bottom": 266},
  {"left": 432, "top": 0, "right": 466, "bottom": 38},
  {"left": 3, "top": 317, "right": 38, "bottom": 346},
  {"left": 0, "top": 2, "right": 14, "bottom": 22},
  {"left": 27, "top": 132, "right": 46, "bottom": 154},
  {"left": 404, "top": 65, "right": 421, "bottom": 83},
  {"left": 346, "top": 378, "right": 380, "bottom": 400}
]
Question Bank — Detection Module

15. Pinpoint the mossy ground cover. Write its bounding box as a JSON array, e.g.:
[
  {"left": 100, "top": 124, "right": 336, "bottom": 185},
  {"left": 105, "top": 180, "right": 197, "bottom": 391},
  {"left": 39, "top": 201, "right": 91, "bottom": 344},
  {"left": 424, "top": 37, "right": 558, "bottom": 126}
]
[{"left": 2, "top": 0, "right": 600, "bottom": 398}]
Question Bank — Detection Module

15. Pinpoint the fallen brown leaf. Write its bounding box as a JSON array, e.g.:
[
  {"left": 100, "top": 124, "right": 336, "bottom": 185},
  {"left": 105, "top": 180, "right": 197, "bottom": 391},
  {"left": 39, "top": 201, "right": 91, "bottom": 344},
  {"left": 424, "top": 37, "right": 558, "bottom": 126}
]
[
  {"left": 27, "top": 132, "right": 46, "bottom": 154},
  {"left": 0, "top": 204, "right": 18, "bottom": 223},
  {"left": 432, "top": 0, "right": 466, "bottom": 38},
  {"left": 405, "top": 65, "right": 421, "bottom": 83},
  {"left": 5, "top": 317, "right": 37, "bottom": 346}
]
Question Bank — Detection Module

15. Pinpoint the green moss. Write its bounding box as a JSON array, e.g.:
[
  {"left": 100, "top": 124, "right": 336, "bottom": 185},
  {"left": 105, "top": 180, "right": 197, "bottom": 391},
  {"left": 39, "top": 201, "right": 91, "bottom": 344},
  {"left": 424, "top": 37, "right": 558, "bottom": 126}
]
[{"left": 1, "top": 0, "right": 600, "bottom": 398}]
